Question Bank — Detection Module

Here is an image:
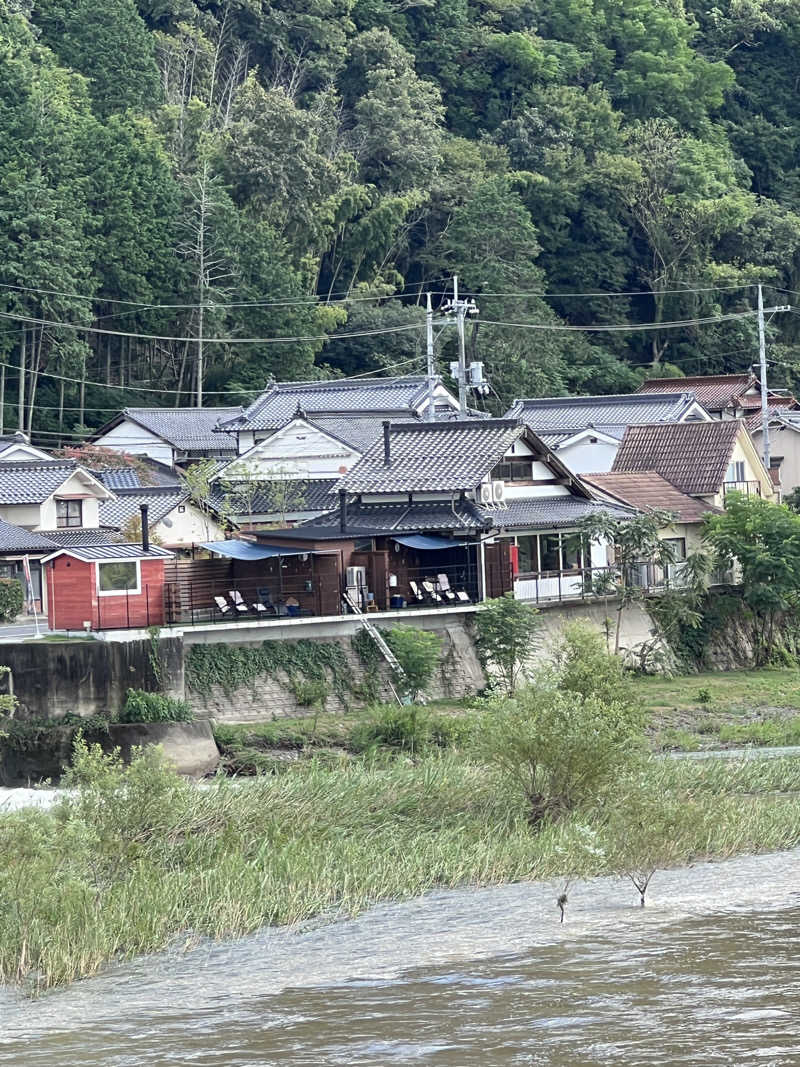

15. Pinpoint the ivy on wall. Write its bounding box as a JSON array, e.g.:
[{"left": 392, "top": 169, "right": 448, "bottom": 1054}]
[{"left": 186, "top": 640, "right": 353, "bottom": 706}]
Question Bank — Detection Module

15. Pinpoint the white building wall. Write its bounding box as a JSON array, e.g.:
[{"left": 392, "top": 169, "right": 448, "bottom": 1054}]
[
  {"left": 554, "top": 437, "right": 619, "bottom": 474},
  {"left": 155, "top": 502, "right": 227, "bottom": 548},
  {"left": 95, "top": 420, "right": 174, "bottom": 466},
  {"left": 229, "top": 422, "right": 360, "bottom": 479}
]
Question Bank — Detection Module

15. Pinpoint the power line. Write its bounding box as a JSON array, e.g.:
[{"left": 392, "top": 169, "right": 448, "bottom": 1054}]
[
  {"left": 0, "top": 309, "right": 426, "bottom": 344},
  {"left": 0, "top": 277, "right": 762, "bottom": 309},
  {"left": 477, "top": 310, "right": 761, "bottom": 333},
  {"left": 476, "top": 283, "right": 756, "bottom": 298},
  {"left": 0, "top": 352, "right": 426, "bottom": 397},
  {"left": 0, "top": 278, "right": 453, "bottom": 310}
]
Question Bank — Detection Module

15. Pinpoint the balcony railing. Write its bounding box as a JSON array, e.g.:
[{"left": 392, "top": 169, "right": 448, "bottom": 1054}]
[
  {"left": 723, "top": 480, "right": 762, "bottom": 497},
  {"left": 513, "top": 561, "right": 701, "bottom": 605}
]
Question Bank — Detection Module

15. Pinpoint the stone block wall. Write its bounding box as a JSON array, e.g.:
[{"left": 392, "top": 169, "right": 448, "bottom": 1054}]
[{"left": 186, "top": 621, "right": 486, "bottom": 723}]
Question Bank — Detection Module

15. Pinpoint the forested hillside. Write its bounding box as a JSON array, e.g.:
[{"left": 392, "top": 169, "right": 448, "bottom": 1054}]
[{"left": 2, "top": 0, "right": 800, "bottom": 441}]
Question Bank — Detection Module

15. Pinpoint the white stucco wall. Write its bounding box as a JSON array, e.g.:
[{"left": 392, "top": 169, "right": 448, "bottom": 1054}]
[
  {"left": 553, "top": 437, "right": 619, "bottom": 474},
  {"left": 155, "top": 501, "right": 227, "bottom": 548},
  {"left": 230, "top": 421, "right": 360, "bottom": 479},
  {"left": 96, "top": 420, "right": 174, "bottom": 466}
]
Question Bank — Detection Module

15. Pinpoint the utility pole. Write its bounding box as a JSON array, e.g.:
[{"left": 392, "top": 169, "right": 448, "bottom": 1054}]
[
  {"left": 755, "top": 288, "right": 791, "bottom": 470},
  {"left": 196, "top": 298, "right": 204, "bottom": 408},
  {"left": 758, "top": 283, "right": 769, "bottom": 470},
  {"left": 425, "top": 292, "right": 435, "bottom": 422},
  {"left": 454, "top": 275, "right": 467, "bottom": 414},
  {"left": 442, "top": 275, "right": 480, "bottom": 416}
]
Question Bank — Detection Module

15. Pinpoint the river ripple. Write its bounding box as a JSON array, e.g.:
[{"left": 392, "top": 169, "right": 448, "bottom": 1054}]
[{"left": 1, "top": 849, "right": 799, "bottom": 1065}]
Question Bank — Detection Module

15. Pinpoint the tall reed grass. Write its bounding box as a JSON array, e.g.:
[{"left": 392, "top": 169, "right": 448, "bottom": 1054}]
[{"left": 1, "top": 741, "right": 799, "bottom": 991}]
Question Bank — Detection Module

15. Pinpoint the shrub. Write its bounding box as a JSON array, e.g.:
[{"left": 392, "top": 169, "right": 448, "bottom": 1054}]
[
  {"left": 119, "top": 689, "right": 193, "bottom": 724},
  {"left": 0, "top": 579, "right": 23, "bottom": 622},
  {"left": 384, "top": 626, "right": 442, "bottom": 700},
  {"left": 474, "top": 595, "right": 539, "bottom": 694},
  {"left": 350, "top": 703, "right": 431, "bottom": 753},
  {"left": 478, "top": 686, "right": 644, "bottom": 825},
  {"left": 697, "top": 687, "right": 712, "bottom": 704},
  {"left": 552, "top": 622, "right": 633, "bottom": 707}
]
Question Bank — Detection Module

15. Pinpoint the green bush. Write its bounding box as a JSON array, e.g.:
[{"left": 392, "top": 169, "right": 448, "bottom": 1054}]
[
  {"left": 478, "top": 686, "right": 644, "bottom": 825},
  {"left": 553, "top": 622, "right": 633, "bottom": 707},
  {"left": 119, "top": 689, "right": 193, "bottom": 724},
  {"left": 474, "top": 595, "right": 540, "bottom": 694},
  {"left": 0, "top": 578, "right": 23, "bottom": 622},
  {"left": 350, "top": 704, "right": 431, "bottom": 752},
  {"left": 384, "top": 626, "right": 442, "bottom": 700}
]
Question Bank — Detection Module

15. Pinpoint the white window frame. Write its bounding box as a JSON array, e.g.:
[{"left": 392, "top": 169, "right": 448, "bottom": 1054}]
[{"left": 96, "top": 559, "right": 141, "bottom": 596}]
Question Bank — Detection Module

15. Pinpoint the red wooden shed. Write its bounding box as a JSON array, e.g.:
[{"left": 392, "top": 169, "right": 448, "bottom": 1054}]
[{"left": 42, "top": 544, "right": 172, "bottom": 631}]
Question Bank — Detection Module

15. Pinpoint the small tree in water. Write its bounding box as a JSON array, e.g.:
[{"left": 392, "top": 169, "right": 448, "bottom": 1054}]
[
  {"left": 474, "top": 594, "right": 539, "bottom": 694},
  {"left": 607, "top": 775, "right": 684, "bottom": 906}
]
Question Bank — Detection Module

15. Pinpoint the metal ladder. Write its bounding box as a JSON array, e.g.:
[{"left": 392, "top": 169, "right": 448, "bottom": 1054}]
[{"left": 343, "top": 592, "right": 424, "bottom": 705}]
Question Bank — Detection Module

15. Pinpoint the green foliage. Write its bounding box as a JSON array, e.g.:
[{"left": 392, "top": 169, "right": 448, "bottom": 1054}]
[
  {"left": 474, "top": 595, "right": 540, "bottom": 694},
  {"left": 1, "top": 727, "right": 800, "bottom": 988},
  {"left": 704, "top": 495, "right": 800, "bottom": 666},
  {"left": 552, "top": 622, "right": 634, "bottom": 707},
  {"left": 186, "top": 639, "right": 352, "bottom": 706},
  {"left": 478, "top": 686, "right": 645, "bottom": 825},
  {"left": 0, "top": 578, "right": 23, "bottom": 622},
  {"left": 384, "top": 626, "right": 442, "bottom": 700},
  {"left": 119, "top": 689, "right": 193, "bottom": 723},
  {"left": 1, "top": 0, "right": 800, "bottom": 436}
]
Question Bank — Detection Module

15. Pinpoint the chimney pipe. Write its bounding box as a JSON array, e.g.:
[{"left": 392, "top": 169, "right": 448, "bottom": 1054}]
[
  {"left": 383, "top": 420, "right": 391, "bottom": 466},
  {"left": 139, "top": 503, "right": 150, "bottom": 554},
  {"left": 338, "top": 489, "right": 347, "bottom": 534}
]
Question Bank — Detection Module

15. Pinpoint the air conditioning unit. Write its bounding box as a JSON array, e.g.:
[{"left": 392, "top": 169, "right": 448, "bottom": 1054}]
[
  {"left": 492, "top": 479, "right": 507, "bottom": 505},
  {"left": 346, "top": 565, "right": 366, "bottom": 590},
  {"left": 479, "top": 483, "right": 494, "bottom": 506}
]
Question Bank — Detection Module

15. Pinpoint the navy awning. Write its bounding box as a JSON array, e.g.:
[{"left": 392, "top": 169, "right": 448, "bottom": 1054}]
[
  {"left": 391, "top": 534, "right": 471, "bottom": 551},
  {"left": 200, "top": 540, "right": 308, "bottom": 561}
]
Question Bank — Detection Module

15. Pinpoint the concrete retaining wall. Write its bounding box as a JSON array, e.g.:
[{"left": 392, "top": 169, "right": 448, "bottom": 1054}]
[
  {"left": 186, "top": 618, "right": 486, "bottom": 723},
  {"left": 2, "top": 637, "right": 184, "bottom": 720}
]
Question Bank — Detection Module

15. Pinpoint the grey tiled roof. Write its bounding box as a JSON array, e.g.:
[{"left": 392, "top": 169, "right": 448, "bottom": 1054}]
[
  {"left": 485, "top": 496, "right": 637, "bottom": 530},
  {"left": 94, "top": 458, "right": 183, "bottom": 490},
  {"left": 43, "top": 543, "right": 173, "bottom": 562},
  {"left": 507, "top": 392, "right": 699, "bottom": 435},
  {"left": 259, "top": 500, "right": 486, "bottom": 539},
  {"left": 337, "top": 419, "right": 524, "bottom": 494},
  {"left": 117, "top": 407, "right": 242, "bottom": 453},
  {"left": 0, "top": 520, "right": 58, "bottom": 553},
  {"left": 0, "top": 460, "right": 83, "bottom": 504},
  {"left": 100, "top": 487, "right": 189, "bottom": 529},
  {"left": 36, "top": 528, "right": 118, "bottom": 547},
  {"left": 209, "top": 478, "right": 340, "bottom": 517},
  {"left": 306, "top": 415, "right": 388, "bottom": 454},
  {"left": 218, "top": 377, "right": 436, "bottom": 432}
]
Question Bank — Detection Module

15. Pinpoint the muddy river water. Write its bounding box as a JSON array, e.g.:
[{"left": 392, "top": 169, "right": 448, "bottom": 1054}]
[{"left": 1, "top": 848, "right": 799, "bottom": 1065}]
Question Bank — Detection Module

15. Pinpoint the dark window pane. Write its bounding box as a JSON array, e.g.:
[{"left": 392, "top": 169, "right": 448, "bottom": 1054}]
[
  {"left": 98, "top": 561, "right": 138, "bottom": 592},
  {"left": 540, "top": 534, "right": 560, "bottom": 572},
  {"left": 562, "top": 533, "right": 583, "bottom": 570},
  {"left": 516, "top": 535, "right": 537, "bottom": 573}
]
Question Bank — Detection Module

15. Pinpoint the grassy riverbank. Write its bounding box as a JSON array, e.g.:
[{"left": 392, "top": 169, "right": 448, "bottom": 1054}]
[
  {"left": 2, "top": 738, "right": 800, "bottom": 991},
  {"left": 632, "top": 668, "right": 800, "bottom": 751}
]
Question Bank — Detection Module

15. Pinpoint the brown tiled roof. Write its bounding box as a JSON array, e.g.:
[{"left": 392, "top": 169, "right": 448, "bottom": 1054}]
[
  {"left": 584, "top": 471, "right": 722, "bottom": 524},
  {"left": 612, "top": 420, "right": 743, "bottom": 495},
  {"left": 637, "top": 374, "right": 755, "bottom": 411},
  {"left": 744, "top": 398, "right": 797, "bottom": 432}
]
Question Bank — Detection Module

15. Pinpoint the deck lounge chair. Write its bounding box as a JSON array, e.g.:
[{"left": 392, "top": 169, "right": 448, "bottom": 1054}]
[
  {"left": 228, "top": 590, "right": 249, "bottom": 614},
  {"left": 455, "top": 589, "right": 471, "bottom": 603},
  {"left": 213, "top": 595, "right": 232, "bottom": 616},
  {"left": 421, "top": 580, "right": 443, "bottom": 604},
  {"left": 408, "top": 580, "right": 425, "bottom": 603},
  {"left": 436, "top": 574, "right": 457, "bottom": 601}
]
